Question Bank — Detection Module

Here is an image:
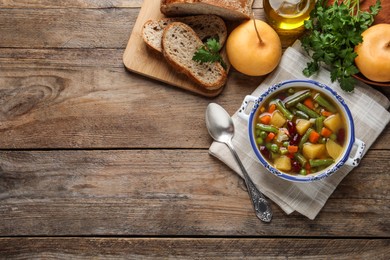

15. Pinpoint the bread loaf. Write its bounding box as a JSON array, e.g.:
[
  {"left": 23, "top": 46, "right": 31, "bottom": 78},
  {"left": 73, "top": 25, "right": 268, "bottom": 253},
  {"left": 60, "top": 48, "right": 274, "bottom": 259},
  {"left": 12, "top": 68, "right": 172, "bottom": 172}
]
[
  {"left": 160, "top": 0, "right": 254, "bottom": 20},
  {"left": 161, "top": 22, "right": 227, "bottom": 90},
  {"left": 142, "top": 15, "right": 227, "bottom": 53}
]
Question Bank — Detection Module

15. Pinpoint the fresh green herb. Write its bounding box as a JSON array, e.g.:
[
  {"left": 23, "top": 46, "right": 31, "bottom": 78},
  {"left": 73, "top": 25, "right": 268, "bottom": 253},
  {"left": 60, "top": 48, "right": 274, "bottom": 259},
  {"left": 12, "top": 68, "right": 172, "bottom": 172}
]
[
  {"left": 192, "top": 38, "right": 227, "bottom": 69},
  {"left": 301, "top": 0, "right": 381, "bottom": 92}
]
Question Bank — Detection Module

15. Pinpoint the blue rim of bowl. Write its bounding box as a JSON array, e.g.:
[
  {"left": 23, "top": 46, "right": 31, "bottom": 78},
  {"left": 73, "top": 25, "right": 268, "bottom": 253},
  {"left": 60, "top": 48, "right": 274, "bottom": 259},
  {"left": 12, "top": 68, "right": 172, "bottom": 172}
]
[{"left": 248, "top": 79, "right": 355, "bottom": 182}]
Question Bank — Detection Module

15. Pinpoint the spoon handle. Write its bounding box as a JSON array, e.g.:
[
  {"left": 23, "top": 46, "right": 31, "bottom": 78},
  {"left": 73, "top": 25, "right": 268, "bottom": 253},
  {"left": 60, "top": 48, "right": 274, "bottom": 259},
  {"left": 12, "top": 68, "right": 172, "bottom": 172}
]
[{"left": 226, "top": 140, "right": 273, "bottom": 222}]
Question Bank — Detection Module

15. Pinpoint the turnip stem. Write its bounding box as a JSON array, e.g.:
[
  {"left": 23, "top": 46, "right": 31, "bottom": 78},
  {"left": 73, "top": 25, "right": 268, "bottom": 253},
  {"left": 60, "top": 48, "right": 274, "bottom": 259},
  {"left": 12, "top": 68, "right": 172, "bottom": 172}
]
[{"left": 251, "top": 12, "right": 263, "bottom": 44}]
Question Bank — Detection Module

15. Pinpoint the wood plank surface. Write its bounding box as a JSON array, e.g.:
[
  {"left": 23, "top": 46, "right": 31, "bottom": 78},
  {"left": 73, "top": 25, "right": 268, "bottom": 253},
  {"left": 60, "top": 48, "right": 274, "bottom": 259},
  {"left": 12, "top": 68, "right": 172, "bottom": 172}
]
[
  {"left": 0, "top": 50, "right": 389, "bottom": 149},
  {"left": 0, "top": 238, "right": 389, "bottom": 259},
  {"left": 0, "top": 6, "right": 264, "bottom": 49},
  {"left": 0, "top": 8, "right": 136, "bottom": 49},
  {"left": 0, "top": 4, "right": 388, "bottom": 149},
  {"left": 0, "top": 0, "right": 389, "bottom": 258},
  {"left": 0, "top": 0, "right": 143, "bottom": 9},
  {"left": 0, "top": 66, "right": 261, "bottom": 149},
  {"left": 0, "top": 1, "right": 263, "bottom": 9},
  {"left": 0, "top": 149, "right": 388, "bottom": 237}
]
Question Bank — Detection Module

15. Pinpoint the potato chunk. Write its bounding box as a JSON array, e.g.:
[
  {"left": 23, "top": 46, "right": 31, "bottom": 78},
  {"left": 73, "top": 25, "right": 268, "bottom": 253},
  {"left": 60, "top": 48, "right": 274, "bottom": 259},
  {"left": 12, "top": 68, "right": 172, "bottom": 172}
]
[
  {"left": 326, "top": 139, "right": 343, "bottom": 160},
  {"left": 302, "top": 143, "right": 326, "bottom": 159},
  {"left": 296, "top": 119, "right": 312, "bottom": 135},
  {"left": 274, "top": 155, "right": 292, "bottom": 172},
  {"left": 323, "top": 113, "right": 342, "bottom": 132},
  {"left": 270, "top": 111, "right": 286, "bottom": 128}
]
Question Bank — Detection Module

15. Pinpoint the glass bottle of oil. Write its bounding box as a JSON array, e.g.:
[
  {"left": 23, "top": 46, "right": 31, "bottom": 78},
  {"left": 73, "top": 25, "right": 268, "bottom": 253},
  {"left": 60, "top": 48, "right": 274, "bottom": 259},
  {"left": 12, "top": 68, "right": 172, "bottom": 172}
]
[{"left": 263, "top": 0, "right": 315, "bottom": 31}]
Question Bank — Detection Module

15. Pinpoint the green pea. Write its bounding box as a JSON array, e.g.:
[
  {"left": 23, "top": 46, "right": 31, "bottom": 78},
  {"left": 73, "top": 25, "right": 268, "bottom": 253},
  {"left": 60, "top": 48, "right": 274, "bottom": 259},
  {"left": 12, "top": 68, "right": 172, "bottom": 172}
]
[
  {"left": 283, "top": 141, "right": 289, "bottom": 147},
  {"left": 270, "top": 144, "right": 279, "bottom": 153},
  {"left": 256, "top": 137, "right": 264, "bottom": 145},
  {"left": 299, "top": 169, "right": 307, "bottom": 175},
  {"left": 260, "top": 131, "right": 268, "bottom": 139}
]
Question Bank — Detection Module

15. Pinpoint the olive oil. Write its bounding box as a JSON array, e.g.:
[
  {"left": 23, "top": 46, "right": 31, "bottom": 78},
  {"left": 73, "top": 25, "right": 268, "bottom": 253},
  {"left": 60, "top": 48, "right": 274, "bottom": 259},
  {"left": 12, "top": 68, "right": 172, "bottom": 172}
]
[{"left": 263, "top": 0, "right": 315, "bottom": 30}]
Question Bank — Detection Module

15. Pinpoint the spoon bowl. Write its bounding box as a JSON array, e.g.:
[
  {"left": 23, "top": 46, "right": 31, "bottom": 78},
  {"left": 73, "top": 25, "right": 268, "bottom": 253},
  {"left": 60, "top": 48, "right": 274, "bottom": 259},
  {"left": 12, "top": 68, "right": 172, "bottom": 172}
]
[{"left": 205, "top": 103, "right": 234, "bottom": 144}]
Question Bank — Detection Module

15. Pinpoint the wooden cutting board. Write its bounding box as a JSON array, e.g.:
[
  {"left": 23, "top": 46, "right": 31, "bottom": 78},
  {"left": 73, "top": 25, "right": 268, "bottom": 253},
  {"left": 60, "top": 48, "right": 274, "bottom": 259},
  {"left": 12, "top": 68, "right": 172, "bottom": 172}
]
[{"left": 123, "top": 0, "right": 229, "bottom": 97}]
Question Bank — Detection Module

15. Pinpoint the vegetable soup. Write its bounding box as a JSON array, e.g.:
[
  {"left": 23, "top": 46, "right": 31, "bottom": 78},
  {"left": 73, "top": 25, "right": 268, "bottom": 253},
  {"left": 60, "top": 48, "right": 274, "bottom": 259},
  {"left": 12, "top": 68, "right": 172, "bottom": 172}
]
[{"left": 254, "top": 87, "right": 347, "bottom": 175}]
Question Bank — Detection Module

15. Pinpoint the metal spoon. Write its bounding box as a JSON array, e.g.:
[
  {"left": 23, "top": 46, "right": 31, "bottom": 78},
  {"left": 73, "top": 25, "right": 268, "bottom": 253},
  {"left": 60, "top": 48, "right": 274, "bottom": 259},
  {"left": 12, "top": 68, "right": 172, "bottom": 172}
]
[{"left": 205, "top": 103, "right": 272, "bottom": 222}]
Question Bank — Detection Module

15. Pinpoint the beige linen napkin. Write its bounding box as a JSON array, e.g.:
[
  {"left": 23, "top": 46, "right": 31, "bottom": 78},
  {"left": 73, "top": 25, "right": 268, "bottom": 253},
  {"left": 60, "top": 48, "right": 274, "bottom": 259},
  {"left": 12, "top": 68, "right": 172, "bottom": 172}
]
[{"left": 209, "top": 41, "right": 390, "bottom": 220}]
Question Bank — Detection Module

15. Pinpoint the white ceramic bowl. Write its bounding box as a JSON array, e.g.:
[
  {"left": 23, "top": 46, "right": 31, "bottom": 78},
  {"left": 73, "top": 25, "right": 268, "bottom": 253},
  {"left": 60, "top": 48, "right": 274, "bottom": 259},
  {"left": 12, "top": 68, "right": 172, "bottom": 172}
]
[{"left": 238, "top": 79, "right": 366, "bottom": 182}]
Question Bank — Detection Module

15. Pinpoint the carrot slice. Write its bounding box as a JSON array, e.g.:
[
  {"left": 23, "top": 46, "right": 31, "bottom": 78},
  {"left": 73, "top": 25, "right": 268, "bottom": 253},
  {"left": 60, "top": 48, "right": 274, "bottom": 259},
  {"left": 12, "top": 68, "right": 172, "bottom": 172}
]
[
  {"left": 320, "top": 127, "right": 332, "bottom": 138},
  {"left": 259, "top": 115, "right": 271, "bottom": 125},
  {"left": 265, "top": 132, "right": 275, "bottom": 142},
  {"left": 309, "top": 130, "right": 320, "bottom": 143},
  {"left": 268, "top": 103, "right": 276, "bottom": 113},
  {"left": 305, "top": 163, "right": 311, "bottom": 174},
  {"left": 287, "top": 145, "right": 299, "bottom": 154},
  {"left": 321, "top": 110, "right": 333, "bottom": 117},
  {"left": 303, "top": 98, "right": 315, "bottom": 109}
]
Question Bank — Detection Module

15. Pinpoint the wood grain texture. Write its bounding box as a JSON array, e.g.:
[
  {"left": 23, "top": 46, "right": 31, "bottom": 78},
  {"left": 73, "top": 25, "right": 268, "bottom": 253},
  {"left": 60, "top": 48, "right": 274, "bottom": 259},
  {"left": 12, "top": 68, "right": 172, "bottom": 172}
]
[
  {"left": 0, "top": 8, "right": 135, "bottom": 49},
  {"left": 0, "top": 49, "right": 388, "bottom": 149},
  {"left": 0, "top": 238, "right": 389, "bottom": 259},
  {"left": 0, "top": 2, "right": 388, "bottom": 148},
  {"left": 0, "top": 57, "right": 266, "bottom": 149},
  {"left": 0, "top": 150, "right": 388, "bottom": 236},
  {"left": 0, "top": 0, "right": 263, "bottom": 9},
  {"left": 0, "top": 0, "right": 143, "bottom": 8},
  {"left": 0, "top": 0, "right": 262, "bottom": 9},
  {"left": 0, "top": 0, "right": 389, "bottom": 258}
]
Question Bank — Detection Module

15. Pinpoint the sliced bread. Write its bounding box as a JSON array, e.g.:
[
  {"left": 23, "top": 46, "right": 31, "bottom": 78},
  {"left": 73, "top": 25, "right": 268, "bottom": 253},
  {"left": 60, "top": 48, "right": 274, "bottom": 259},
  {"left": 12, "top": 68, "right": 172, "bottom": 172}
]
[
  {"left": 160, "top": 0, "right": 254, "bottom": 20},
  {"left": 161, "top": 22, "right": 227, "bottom": 90},
  {"left": 142, "top": 15, "right": 227, "bottom": 53}
]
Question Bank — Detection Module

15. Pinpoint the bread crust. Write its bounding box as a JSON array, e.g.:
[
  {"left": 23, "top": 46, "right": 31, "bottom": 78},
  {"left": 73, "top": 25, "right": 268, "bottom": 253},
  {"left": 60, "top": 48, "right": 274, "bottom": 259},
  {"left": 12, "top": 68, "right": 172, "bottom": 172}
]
[
  {"left": 161, "top": 22, "right": 227, "bottom": 90},
  {"left": 161, "top": 0, "right": 254, "bottom": 20},
  {"left": 142, "top": 15, "right": 227, "bottom": 53}
]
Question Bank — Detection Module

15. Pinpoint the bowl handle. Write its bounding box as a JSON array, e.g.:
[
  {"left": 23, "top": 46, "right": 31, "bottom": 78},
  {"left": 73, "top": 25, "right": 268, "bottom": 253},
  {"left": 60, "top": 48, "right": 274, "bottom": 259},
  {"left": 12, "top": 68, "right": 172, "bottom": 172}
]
[
  {"left": 344, "top": 138, "right": 366, "bottom": 167},
  {"left": 237, "top": 95, "right": 257, "bottom": 122}
]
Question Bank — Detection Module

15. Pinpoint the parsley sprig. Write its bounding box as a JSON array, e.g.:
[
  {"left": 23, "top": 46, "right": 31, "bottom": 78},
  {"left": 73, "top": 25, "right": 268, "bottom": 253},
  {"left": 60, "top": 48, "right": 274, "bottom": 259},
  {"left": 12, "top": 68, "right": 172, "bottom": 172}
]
[
  {"left": 192, "top": 38, "right": 227, "bottom": 70},
  {"left": 301, "top": 0, "right": 381, "bottom": 92}
]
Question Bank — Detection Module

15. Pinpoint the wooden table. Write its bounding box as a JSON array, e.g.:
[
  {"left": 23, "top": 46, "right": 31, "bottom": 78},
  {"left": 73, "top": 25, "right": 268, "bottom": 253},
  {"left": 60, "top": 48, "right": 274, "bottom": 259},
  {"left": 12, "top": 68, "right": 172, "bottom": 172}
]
[{"left": 1, "top": 1, "right": 389, "bottom": 258}]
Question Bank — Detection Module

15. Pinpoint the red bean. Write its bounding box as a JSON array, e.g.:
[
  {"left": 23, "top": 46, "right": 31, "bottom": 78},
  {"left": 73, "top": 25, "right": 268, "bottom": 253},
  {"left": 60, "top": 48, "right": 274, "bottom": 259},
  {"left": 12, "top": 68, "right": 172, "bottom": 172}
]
[
  {"left": 259, "top": 146, "right": 271, "bottom": 160},
  {"left": 291, "top": 160, "right": 301, "bottom": 173},
  {"left": 290, "top": 133, "right": 300, "bottom": 146},
  {"left": 337, "top": 128, "right": 345, "bottom": 145},
  {"left": 287, "top": 120, "right": 297, "bottom": 136}
]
